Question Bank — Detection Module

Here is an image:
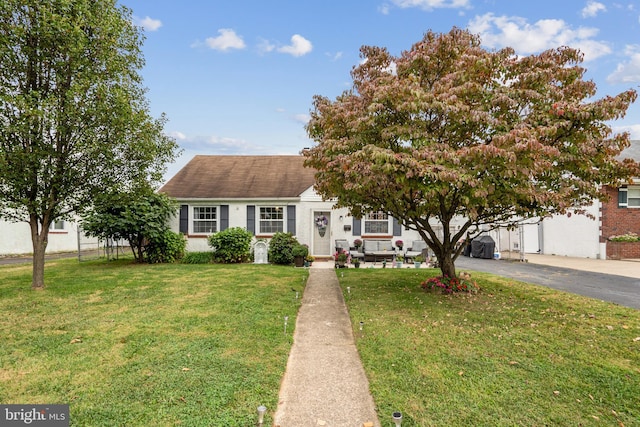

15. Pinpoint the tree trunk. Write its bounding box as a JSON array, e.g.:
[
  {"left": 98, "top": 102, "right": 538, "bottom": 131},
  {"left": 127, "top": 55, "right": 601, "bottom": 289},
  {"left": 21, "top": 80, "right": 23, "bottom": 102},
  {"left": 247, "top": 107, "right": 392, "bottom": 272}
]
[
  {"left": 30, "top": 217, "right": 48, "bottom": 290},
  {"left": 439, "top": 253, "right": 456, "bottom": 278}
]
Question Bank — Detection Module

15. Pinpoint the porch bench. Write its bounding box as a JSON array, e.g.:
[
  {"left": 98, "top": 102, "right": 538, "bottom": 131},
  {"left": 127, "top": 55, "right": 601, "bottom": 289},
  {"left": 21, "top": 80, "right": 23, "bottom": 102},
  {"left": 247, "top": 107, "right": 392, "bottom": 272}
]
[{"left": 363, "top": 239, "right": 396, "bottom": 262}]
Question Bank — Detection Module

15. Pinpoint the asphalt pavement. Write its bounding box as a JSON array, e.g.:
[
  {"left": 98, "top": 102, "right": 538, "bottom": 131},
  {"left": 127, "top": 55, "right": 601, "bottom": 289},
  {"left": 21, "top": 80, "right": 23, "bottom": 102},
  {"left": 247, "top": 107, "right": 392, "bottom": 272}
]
[{"left": 456, "top": 254, "right": 640, "bottom": 310}]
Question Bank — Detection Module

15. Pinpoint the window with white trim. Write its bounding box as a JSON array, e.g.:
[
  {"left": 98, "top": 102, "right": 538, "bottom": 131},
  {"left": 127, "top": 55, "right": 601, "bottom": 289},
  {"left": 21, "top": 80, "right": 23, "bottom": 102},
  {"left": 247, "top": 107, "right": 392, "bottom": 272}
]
[
  {"left": 619, "top": 186, "right": 640, "bottom": 208},
  {"left": 49, "top": 220, "right": 65, "bottom": 231},
  {"left": 628, "top": 187, "right": 640, "bottom": 207},
  {"left": 364, "top": 211, "right": 389, "bottom": 234},
  {"left": 259, "top": 206, "right": 284, "bottom": 234},
  {"left": 192, "top": 206, "right": 217, "bottom": 233}
]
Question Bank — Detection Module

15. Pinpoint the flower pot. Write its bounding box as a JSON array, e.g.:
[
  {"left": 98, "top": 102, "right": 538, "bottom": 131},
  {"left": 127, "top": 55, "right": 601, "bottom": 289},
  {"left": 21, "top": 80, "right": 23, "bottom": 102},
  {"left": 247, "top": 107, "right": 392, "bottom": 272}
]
[
  {"left": 294, "top": 255, "right": 305, "bottom": 267},
  {"left": 396, "top": 261, "right": 402, "bottom": 268},
  {"left": 414, "top": 262, "right": 421, "bottom": 268}
]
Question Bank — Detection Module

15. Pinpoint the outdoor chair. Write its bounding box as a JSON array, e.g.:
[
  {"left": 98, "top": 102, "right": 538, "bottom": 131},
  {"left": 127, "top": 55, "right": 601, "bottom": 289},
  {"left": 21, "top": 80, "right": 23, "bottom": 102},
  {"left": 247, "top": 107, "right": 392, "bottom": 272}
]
[{"left": 404, "top": 240, "right": 428, "bottom": 262}]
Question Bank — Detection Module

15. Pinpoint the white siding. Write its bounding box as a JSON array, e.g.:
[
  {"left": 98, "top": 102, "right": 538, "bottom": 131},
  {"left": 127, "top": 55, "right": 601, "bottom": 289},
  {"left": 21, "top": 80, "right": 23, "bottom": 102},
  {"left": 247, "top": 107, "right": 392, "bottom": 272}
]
[{"left": 0, "top": 219, "right": 99, "bottom": 256}]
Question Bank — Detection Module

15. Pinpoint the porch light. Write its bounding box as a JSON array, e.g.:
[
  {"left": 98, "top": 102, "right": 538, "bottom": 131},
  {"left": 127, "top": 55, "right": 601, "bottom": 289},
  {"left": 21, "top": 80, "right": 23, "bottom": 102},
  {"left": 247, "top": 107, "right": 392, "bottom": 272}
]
[
  {"left": 392, "top": 411, "right": 402, "bottom": 426},
  {"left": 257, "top": 405, "right": 267, "bottom": 424}
]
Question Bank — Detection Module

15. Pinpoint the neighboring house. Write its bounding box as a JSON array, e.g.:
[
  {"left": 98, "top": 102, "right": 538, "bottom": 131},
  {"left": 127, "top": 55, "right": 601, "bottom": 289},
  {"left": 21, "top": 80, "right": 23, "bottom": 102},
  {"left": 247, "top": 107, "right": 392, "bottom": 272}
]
[
  {"left": 158, "top": 155, "right": 433, "bottom": 257},
  {"left": 600, "top": 181, "right": 640, "bottom": 259},
  {"left": 492, "top": 140, "right": 640, "bottom": 260},
  {"left": 0, "top": 218, "right": 99, "bottom": 256}
]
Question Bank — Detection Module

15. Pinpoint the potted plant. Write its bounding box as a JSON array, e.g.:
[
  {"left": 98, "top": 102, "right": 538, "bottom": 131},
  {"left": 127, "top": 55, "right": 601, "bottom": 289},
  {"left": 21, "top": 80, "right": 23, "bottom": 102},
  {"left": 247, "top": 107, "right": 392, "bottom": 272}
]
[
  {"left": 353, "top": 258, "right": 360, "bottom": 268},
  {"left": 395, "top": 240, "right": 404, "bottom": 250},
  {"left": 292, "top": 244, "right": 308, "bottom": 267},
  {"left": 353, "top": 239, "right": 363, "bottom": 250},
  {"left": 413, "top": 255, "right": 424, "bottom": 268},
  {"left": 335, "top": 251, "right": 348, "bottom": 268},
  {"left": 305, "top": 254, "right": 315, "bottom": 266}
]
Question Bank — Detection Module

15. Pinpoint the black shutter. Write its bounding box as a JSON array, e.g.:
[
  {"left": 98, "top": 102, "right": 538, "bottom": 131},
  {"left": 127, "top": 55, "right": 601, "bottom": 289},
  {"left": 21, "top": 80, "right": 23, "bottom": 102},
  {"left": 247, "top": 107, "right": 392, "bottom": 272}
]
[
  {"left": 393, "top": 217, "right": 402, "bottom": 236},
  {"left": 353, "top": 217, "right": 361, "bottom": 236},
  {"left": 618, "top": 187, "right": 628, "bottom": 208},
  {"left": 287, "top": 206, "right": 296, "bottom": 235},
  {"left": 220, "top": 205, "right": 229, "bottom": 231},
  {"left": 247, "top": 205, "right": 255, "bottom": 234},
  {"left": 179, "top": 205, "right": 189, "bottom": 234}
]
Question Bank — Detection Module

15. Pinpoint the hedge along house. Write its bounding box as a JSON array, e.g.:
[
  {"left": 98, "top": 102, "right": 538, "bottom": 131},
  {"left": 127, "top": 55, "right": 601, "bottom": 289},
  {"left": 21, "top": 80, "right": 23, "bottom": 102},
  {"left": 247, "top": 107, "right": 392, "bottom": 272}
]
[{"left": 158, "top": 155, "right": 426, "bottom": 258}]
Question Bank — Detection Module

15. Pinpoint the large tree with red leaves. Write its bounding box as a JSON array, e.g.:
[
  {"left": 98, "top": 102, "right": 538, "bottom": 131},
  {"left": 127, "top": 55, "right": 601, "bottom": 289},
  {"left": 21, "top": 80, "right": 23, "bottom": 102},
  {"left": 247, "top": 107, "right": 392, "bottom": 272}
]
[{"left": 304, "top": 28, "right": 638, "bottom": 278}]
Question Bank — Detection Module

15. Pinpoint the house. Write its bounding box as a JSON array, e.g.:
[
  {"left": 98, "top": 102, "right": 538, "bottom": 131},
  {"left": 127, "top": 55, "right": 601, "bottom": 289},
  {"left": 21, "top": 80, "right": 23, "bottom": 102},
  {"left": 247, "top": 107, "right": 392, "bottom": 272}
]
[
  {"left": 158, "top": 155, "right": 431, "bottom": 258},
  {"left": 0, "top": 218, "right": 99, "bottom": 256},
  {"left": 490, "top": 140, "right": 640, "bottom": 260}
]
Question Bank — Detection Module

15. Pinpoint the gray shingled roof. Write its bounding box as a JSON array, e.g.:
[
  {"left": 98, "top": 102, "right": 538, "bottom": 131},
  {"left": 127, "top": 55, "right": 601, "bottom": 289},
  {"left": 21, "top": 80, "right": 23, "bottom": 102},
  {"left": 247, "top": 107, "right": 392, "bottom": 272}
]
[{"left": 159, "top": 155, "right": 317, "bottom": 199}]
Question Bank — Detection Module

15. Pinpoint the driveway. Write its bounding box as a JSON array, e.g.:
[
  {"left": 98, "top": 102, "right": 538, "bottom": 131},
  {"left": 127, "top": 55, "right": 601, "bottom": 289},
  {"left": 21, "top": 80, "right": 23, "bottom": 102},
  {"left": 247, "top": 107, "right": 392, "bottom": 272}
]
[{"left": 455, "top": 256, "right": 640, "bottom": 310}]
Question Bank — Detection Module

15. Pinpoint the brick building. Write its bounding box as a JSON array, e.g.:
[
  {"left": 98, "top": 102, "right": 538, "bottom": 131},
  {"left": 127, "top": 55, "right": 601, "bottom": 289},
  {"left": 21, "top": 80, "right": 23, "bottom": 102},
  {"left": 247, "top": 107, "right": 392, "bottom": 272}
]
[{"left": 600, "top": 182, "right": 640, "bottom": 259}]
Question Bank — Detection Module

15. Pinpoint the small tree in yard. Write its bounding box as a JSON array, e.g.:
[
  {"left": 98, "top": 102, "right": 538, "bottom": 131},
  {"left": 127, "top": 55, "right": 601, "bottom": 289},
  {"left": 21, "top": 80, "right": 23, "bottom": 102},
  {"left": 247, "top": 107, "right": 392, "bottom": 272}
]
[
  {"left": 82, "top": 189, "right": 184, "bottom": 263},
  {"left": 0, "top": 0, "right": 179, "bottom": 288},
  {"left": 304, "top": 28, "right": 639, "bottom": 279}
]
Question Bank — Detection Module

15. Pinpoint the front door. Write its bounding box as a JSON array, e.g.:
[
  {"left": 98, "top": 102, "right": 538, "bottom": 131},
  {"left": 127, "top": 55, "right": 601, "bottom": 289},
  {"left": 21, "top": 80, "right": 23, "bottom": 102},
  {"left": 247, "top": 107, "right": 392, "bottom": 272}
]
[{"left": 312, "top": 211, "right": 331, "bottom": 256}]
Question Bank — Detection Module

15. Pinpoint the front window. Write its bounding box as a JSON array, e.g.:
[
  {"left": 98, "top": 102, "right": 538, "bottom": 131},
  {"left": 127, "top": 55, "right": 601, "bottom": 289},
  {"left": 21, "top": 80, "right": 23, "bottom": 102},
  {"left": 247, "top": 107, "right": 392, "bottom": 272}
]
[
  {"left": 49, "top": 220, "right": 65, "bottom": 231},
  {"left": 364, "top": 211, "right": 389, "bottom": 234},
  {"left": 193, "top": 206, "right": 217, "bottom": 233},
  {"left": 259, "top": 206, "right": 284, "bottom": 234}
]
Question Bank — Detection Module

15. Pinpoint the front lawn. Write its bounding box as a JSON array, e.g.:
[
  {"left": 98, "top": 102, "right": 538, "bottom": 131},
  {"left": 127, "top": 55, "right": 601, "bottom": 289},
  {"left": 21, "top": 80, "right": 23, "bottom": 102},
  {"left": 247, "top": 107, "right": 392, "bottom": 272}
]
[
  {"left": 0, "top": 259, "right": 306, "bottom": 426},
  {"left": 2, "top": 259, "right": 639, "bottom": 426},
  {"left": 339, "top": 268, "right": 640, "bottom": 426}
]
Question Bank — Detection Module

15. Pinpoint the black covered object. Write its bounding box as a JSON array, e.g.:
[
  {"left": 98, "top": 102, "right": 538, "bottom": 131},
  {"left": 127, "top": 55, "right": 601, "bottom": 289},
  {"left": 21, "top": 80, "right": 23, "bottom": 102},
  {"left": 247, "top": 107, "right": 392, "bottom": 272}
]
[{"left": 470, "top": 235, "right": 495, "bottom": 259}]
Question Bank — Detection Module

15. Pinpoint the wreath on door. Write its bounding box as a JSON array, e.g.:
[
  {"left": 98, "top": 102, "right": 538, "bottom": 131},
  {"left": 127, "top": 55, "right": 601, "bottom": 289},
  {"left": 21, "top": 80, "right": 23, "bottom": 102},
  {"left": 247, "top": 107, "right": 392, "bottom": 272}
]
[{"left": 315, "top": 215, "right": 328, "bottom": 237}]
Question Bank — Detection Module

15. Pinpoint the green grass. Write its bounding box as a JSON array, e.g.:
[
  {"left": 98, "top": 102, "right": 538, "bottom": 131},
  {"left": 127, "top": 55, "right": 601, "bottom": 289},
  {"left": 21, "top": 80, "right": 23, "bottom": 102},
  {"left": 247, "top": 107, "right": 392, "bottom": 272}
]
[
  {"left": 338, "top": 268, "right": 640, "bottom": 426},
  {"left": 0, "top": 258, "right": 307, "bottom": 426},
  {"left": 3, "top": 260, "right": 640, "bottom": 426}
]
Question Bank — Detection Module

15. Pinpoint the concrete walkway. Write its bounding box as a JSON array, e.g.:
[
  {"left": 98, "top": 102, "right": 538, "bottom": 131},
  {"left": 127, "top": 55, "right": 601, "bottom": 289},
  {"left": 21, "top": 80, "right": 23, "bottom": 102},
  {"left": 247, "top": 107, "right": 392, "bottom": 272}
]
[{"left": 273, "top": 268, "right": 380, "bottom": 427}]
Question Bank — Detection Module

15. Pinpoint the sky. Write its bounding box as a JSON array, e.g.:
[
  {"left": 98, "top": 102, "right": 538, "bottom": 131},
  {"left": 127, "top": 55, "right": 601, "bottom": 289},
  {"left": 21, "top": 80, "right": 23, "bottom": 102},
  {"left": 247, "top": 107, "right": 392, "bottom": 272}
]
[{"left": 123, "top": 0, "right": 640, "bottom": 182}]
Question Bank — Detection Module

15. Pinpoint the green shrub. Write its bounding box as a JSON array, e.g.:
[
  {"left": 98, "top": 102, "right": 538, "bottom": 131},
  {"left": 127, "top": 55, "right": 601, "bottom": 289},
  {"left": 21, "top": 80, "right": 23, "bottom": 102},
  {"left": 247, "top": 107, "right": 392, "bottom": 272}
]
[
  {"left": 181, "top": 251, "right": 214, "bottom": 264},
  {"left": 208, "top": 227, "right": 253, "bottom": 263},
  {"left": 268, "top": 232, "right": 298, "bottom": 265},
  {"left": 145, "top": 230, "right": 186, "bottom": 264},
  {"left": 292, "top": 243, "right": 309, "bottom": 258}
]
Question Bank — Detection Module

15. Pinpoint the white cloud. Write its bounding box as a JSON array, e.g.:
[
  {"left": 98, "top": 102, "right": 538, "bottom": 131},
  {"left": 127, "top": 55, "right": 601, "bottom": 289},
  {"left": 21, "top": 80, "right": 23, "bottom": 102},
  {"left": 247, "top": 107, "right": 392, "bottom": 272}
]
[
  {"left": 134, "top": 16, "right": 162, "bottom": 32},
  {"left": 167, "top": 131, "right": 186, "bottom": 140},
  {"left": 326, "top": 51, "right": 343, "bottom": 61},
  {"left": 581, "top": 1, "right": 606, "bottom": 18},
  {"left": 277, "top": 34, "right": 313, "bottom": 57},
  {"left": 468, "top": 13, "right": 611, "bottom": 61},
  {"left": 257, "top": 38, "right": 276, "bottom": 54},
  {"left": 607, "top": 45, "right": 640, "bottom": 83},
  {"left": 205, "top": 29, "right": 246, "bottom": 52},
  {"left": 174, "top": 133, "right": 256, "bottom": 153},
  {"left": 389, "top": 0, "right": 470, "bottom": 10},
  {"left": 613, "top": 124, "right": 640, "bottom": 140},
  {"left": 293, "top": 113, "right": 310, "bottom": 124}
]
